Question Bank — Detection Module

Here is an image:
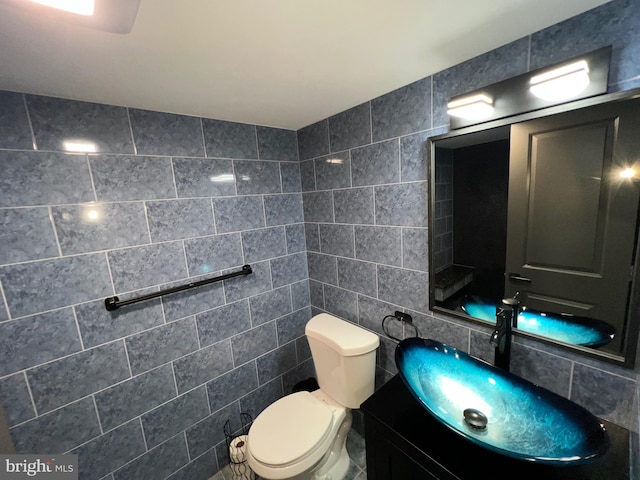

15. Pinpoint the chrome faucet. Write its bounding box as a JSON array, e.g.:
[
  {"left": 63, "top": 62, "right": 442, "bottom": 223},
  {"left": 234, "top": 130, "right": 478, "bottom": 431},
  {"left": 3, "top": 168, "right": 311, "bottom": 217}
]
[{"left": 491, "top": 297, "right": 520, "bottom": 371}]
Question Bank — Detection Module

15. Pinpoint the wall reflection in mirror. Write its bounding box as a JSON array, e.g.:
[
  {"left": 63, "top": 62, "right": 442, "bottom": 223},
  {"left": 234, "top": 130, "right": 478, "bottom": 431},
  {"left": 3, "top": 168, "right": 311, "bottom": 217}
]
[{"left": 430, "top": 91, "right": 640, "bottom": 366}]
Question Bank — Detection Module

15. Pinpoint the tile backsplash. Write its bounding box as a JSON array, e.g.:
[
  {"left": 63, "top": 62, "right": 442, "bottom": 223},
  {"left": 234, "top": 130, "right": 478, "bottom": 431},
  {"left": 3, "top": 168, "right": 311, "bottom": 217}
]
[
  {"left": 0, "top": 93, "right": 312, "bottom": 480},
  {"left": 1, "top": 1, "right": 640, "bottom": 479}
]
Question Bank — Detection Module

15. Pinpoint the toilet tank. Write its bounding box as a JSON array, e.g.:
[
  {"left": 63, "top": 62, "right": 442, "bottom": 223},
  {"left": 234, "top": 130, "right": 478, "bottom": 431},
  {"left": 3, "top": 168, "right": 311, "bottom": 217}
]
[{"left": 305, "top": 313, "right": 379, "bottom": 409}]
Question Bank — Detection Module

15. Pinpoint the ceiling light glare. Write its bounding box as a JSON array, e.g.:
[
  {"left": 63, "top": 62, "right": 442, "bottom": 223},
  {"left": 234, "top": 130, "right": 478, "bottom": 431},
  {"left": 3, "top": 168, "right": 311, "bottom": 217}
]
[
  {"left": 63, "top": 140, "right": 97, "bottom": 152},
  {"left": 619, "top": 167, "right": 636, "bottom": 179},
  {"left": 30, "top": 0, "right": 95, "bottom": 16},
  {"left": 447, "top": 94, "right": 494, "bottom": 120},
  {"left": 529, "top": 60, "right": 590, "bottom": 102}
]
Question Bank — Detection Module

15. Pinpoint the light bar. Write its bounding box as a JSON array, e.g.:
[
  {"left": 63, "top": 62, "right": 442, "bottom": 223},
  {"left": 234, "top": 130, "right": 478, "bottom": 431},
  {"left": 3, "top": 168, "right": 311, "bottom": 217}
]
[
  {"left": 529, "top": 60, "right": 590, "bottom": 102},
  {"left": 30, "top": 0, "right": 94, "bottom": 16},
  {"left": 447, "top": 94, "right": 494, "bottom": 120}
]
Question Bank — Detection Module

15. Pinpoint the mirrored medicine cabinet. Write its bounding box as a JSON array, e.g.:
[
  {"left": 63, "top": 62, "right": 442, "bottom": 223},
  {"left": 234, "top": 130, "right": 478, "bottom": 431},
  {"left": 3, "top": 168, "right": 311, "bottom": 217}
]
[{"left": 429, "top": 88, "right": 640, "bottom": 367}]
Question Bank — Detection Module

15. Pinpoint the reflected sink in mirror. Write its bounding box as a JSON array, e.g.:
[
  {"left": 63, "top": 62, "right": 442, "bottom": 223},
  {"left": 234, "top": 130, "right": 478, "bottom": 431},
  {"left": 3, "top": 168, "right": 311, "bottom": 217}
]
[
  {"left": 460, "top": 296, "right": 615, "bottom": 348},
  {"left": 395, "top": 337, "right": 609, "bottom": 464}
]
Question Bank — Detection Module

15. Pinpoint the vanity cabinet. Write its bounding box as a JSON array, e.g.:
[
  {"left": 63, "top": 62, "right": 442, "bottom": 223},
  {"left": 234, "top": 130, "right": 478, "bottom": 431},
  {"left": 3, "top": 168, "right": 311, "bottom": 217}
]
[{"left": 361, "top": 375, "right": 632, "bottom": 480}]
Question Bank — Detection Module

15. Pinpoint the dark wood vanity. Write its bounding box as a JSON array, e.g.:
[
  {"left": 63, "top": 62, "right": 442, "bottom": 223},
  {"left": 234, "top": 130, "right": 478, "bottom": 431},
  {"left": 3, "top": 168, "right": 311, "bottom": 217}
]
[{"left": 361, "top": 375, "right": 632, "bottom": 480}]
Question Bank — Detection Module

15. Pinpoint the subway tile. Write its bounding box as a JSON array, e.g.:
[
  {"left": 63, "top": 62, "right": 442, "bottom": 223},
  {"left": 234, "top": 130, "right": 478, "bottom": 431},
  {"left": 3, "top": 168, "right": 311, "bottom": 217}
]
[
  {"left": 222, "top": 260, "right": 272, "bottom": 302},
  {"left": 291, "top": 280, "right": 311, "bottom": 311},
  {"left": 173, "top": 340, "right": 234, "bottom": 394},
  {"left": 0, "top": 150, "right": 94, "bottom": 207},
  {"left": 172, "top": 157, "right": 236, "bottom": 198},
  {"left": 75, "top": 293, "right": 164, "bottom": 348},
  {"left": 410, "top": 310, "right": 468, "bottom": 351},
  {"left": 108, "top": 242, "right": 187, "bottom": 292},
  {"left": 202, "top": 119, "right": 257, "bottom": 159},
  {"left": 206, "top": 363, "right": 258, "bottom": 412},
  {"left": 141, "top": 387, "right": 209, "bottom": 448},
  {"left": 305, "top": 223, "right": 320, "bottom": 252},
  {"left": 0, "top": 373, "right": 35, "bottom": 426},
  {"left": 375, "top": 182, "right": 428, "bottom": 227},
  {"left": 323, "top": 285, "right": 358, "bottom": 323},
  {"left": 146, "top": 199, "right": 214, "bottom": 242},
  {"left": 377, "top": 336, "right": 398, "bottom": 375},
  {"left": 239, "top": 378, "right": 283, "bottom": 418},
  {"left": 213, "top": 195, "right": 265, "bottom": 233},
  {"left": 371, "top": 77, "right": 431, "bottom": 142},
  {"left": 26, "top": 95, "right": 133, "bottom": 154},
  {"left": 0, "top": 295, "right": 7, "bottom": 322},
  {"left": 0, "top": 207, "right": 58, "bottom": 264},
  {"left": 276, "top": 307, "right": 312, "bottom": 345},
  {"left": 280, "top": 162, "right": 302, "bottom": 193},
  {"left": 319, "top": 224, "right": 354, "bottom": 258},
  {"left": 402, "top": 228, "right": 429, "bottom": 272},
  {"left": 271, "top": 252, "right": 308, "bottom": 288},
  {"left": 196, "top": 300, "right": 251, "bottom": 347},
  {"left": 351, "top": 140, "right": 399, "bottom": 187},
  {"left": 297, "top": 120, "right": 329, "bottom": 160},
  {"left": 234, "top": 160, "right": 282, "bottom": 195},
  {"left": 161, "top": 275, "right": 225, "bottom": 322},
  {"left": 0, "top": 91, "right": 32, "bottom": 149},
  {"left": 333, "top": 187, "right": 374, "bottom": 225},
  {"left": 264, "top": 193, "right": 304, "bottom": 226},
  {"left": 184, "top": 233, "right": 243, "bottom": 276},
  {"left": 257, "top": 126, "right": 298, "bottom": 161},
  {"left": 256, "top": 341, "right": 297, "bottom": 384},
  {"left": 531, "top": 0, "right": 640, "bottom": 87},
  {"left": 315, "top": 151, "right": 351, "bottom": 190},
  {"left": 249, "top": 287, "right": 292, "bottom": 326},
  {"left": 90, "top": 155, "right": 176, "bottom": 202},
  {"left": 571, "top": 363, "right": 638, "bottom": 429},
  {"left": 126, "top": 318, "right": 199, "bottom": 375},
  {"left": 166, "top": 450, "right": 217, "bottom": 480},
  {"left": 231, "top": 323, "right": 278, "bottom": 365},
  {"left": 302, "top": 191, "right": 334, "bottom": 223},
  {"left": 0, "top": 254, "right": 112, "bottom": 318},
  {"left": 400, "top": 130, "right": 440, "bottom": 182},
  {"left": 95, "top": 364, "right": 177, "bottom": 431},
  {"left": 510, "top": 344, "right": 571, "bottom": 397},
  {"left": 72, "top": 420, "right": 146, "bottom": 480},
  {"left": 129, "top": 109, "right": 205, "bottom": 157},
  {"left": 10, "top": 397, "right": 101, "bottom": 453},
  {"left": 113, "top": 434, "right": 189, "bottom": 480},
  {"left": 354, "top": 225, "right": 402, "bottom": 266},
  {"left": 186, "top": 402, "right": 241, "bottom": 458},
  {"left": 307, "top": 252, "right": 337, "bottom": 285},
  {"left": 377, "top": 265, "right": 429, "bottom": 313},
  {"left": 329, "top": 102, "right": 372, "bottom": 152},
  {"left": 300, "top": 159, "right": 316, "bottom": 191},
  {"left": 52, "top": 202, "right": 149, "bottom": 255},
  {"left": 432, "top": 38, "right": 529, "bottom": 127},
  {"left": 286, "top": 223, "right": 306, "bottom": 254},
  {"left": 242, "top": 227, "right": 287, "bottom": 263},
  {"left": 294, "top": 340, "right": 313, "bottom": 366},
  {"left": 0, "top": 309, "right": 81, "bottom": 376},
  {"left": 309, "top": 280, "right": 325, "bottom": 310},
  {"left": 337, "top": 258, "right": 376, "bottom": 297},
  {"left": 28, "top": 341, "right": 130, "bottom": 413}
]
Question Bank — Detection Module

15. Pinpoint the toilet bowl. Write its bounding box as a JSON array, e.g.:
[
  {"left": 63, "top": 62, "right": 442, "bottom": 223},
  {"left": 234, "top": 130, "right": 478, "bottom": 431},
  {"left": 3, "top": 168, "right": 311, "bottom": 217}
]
[{"left": 246, "top": 313, "right": 379, "bottom": 480}]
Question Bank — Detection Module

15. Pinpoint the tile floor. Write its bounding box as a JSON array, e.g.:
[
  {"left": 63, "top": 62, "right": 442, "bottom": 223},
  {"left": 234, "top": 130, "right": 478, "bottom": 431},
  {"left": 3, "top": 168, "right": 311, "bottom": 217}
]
[{"left": 210, "top": 428, "right": 367, "bottom": 480}]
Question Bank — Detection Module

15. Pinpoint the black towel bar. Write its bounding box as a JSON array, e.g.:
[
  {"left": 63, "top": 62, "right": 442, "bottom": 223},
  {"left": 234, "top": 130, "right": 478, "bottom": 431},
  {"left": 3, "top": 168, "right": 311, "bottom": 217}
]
[{"left": 104, "top": 264, "right": 252, "bottom": 311}]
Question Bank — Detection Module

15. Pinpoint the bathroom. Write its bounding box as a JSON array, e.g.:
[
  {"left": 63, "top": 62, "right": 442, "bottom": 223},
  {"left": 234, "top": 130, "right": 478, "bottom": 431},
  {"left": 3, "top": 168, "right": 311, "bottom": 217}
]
[{"left": 0, "top": 0, "right": 639, "bottom": 479}]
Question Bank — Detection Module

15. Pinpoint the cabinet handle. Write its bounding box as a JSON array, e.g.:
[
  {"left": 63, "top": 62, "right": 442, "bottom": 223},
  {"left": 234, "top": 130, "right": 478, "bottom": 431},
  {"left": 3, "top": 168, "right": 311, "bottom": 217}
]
[{"left": 508, "top": 273, "right": 532, "bottom": 284}]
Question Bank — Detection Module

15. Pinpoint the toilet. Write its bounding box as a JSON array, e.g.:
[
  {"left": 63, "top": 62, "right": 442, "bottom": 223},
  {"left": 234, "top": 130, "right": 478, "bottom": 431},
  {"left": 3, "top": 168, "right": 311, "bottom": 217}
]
[{"left": 246, "top": 313, "right": 379, "bottom": 480}]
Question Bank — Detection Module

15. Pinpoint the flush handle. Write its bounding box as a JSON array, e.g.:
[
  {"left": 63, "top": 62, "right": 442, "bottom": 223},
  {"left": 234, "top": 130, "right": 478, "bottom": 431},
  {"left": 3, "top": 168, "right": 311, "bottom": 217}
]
[{"left": 508, "top": 273, "right": 531, "bottom": 284}]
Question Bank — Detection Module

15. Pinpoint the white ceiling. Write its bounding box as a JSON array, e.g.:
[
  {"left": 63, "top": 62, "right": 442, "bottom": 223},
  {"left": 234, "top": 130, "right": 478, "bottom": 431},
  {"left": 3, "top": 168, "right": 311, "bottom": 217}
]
[{"left": 0, "top": 0, "right": 612, "bottom": 130}]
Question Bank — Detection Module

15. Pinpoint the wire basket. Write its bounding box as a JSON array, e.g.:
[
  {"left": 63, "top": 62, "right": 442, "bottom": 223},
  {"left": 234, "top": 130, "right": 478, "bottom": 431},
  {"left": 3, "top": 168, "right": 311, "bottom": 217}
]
[{"left": 224, "top": 413, "right": 255, "bottom": 480}]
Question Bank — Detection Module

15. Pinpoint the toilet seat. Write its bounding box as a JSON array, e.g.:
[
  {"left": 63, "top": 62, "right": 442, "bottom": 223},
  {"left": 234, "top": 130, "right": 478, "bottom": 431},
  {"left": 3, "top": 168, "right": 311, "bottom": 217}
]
[{"left": 248, "top": 391, "right": 333, "bottom": 467}]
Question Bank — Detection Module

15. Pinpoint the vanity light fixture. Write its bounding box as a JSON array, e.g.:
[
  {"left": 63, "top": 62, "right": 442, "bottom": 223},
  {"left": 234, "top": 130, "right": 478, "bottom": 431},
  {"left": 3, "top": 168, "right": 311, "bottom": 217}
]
[
  {"left": 529, "top": 60, "right": 590, "bottom": 102},
  {"left": 63, "top": 140, "right": 97, "bottom": 152},
  {"left": 619, "top": 167, "right": 637, "bottom": 179},
  {"left": 447, "top": 94, "right": 494, "bottom": 120},
  {"left": 30, "top": 0, "right": 94, "bottom": 16}
]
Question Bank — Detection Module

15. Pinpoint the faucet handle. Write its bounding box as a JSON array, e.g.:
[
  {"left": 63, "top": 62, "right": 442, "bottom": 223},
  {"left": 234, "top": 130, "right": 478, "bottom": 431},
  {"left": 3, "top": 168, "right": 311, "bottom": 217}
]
[{"left": 501, "top": 297, "right": 520, "bottom": 307}]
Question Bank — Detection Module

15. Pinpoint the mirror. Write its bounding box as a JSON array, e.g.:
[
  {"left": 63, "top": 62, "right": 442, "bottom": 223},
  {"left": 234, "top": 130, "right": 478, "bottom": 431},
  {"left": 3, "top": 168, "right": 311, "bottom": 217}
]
[{"left": 429, "top": 89, "right": 640, "bottom": 367}]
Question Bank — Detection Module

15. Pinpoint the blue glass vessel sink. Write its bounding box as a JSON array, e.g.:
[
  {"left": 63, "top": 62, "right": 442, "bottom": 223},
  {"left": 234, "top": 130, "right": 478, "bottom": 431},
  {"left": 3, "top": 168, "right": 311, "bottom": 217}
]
[
  {"left": 460, "top": 296, "right": 615, "bottom": 348},
  {"left": 396, "top": 337, "right": 609, "bottom": 464}
]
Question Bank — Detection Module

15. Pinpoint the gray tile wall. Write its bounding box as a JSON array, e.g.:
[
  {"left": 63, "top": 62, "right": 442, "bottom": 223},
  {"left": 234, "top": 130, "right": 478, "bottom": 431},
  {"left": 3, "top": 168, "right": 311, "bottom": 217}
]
[
  {"left": 299, "top": 0, "right": 640, "bottom": 436},
  {"left": 0, "top": 94, "right": 313, "bottom": 480}
]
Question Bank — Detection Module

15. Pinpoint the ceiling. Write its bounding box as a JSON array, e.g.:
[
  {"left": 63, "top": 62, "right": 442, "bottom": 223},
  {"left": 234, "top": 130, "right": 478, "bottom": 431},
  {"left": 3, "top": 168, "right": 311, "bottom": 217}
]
[{"left": 0, "top": 0, "right": 612, "bottom": 130}]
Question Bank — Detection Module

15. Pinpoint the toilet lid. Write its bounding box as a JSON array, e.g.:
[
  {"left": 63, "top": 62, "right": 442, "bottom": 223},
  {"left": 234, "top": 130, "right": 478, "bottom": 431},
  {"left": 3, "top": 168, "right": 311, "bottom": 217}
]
[{"left": 249, "top": 391, "right": 333, "bottom": 466}]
